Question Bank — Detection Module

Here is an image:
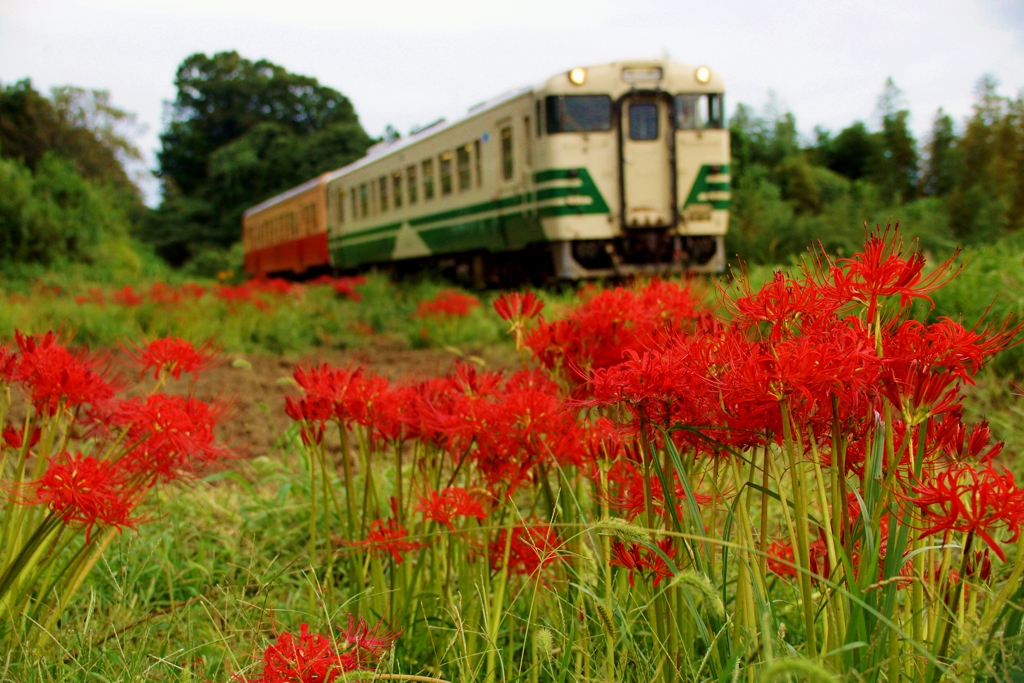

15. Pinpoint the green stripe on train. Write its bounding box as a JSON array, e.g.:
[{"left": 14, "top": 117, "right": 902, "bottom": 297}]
[
  {"left": 684, "top": 164, "right": 731, "bottom": 211},
  {"left": 328, "top": 167, "right": 610, "bottom": 267}
]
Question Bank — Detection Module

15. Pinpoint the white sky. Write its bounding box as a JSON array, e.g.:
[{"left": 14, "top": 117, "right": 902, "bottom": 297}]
[{"left": 2, "top": 0, "right": 1023, "bottom": 205}]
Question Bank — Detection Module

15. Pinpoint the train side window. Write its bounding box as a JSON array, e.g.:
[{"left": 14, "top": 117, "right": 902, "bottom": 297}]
[
  {"left": 524, "top": 117, "right": 532, "bottom": 167},
  {"left": 407, "top": 165, "right": 418, "bottom": 204},
  {"left": 457, "top": 145, "right": 471, "bottom": 192},
  {"left": 337, "top": 189, "right": 345, "bottom": 226},
  {"left": 474, "top": 139, "right": 482, "bottom": 187},
  {"left": 500, "top": 126, "right": 514, "bottom": 180},
  {"left": 392, "top": 171, "right": 403, "bottom": 209},
  {"left": 422, "top": 159, "right": 435, "bottom": 200},
  {"left": 439, "top": 151, "right": 453, "bottom": 196},
  {"left": 350, "top": 188, "right": 358, "bottom": 220},
  {"left": 379, "top": 176, "right": 389, "bottom": 212},
  {"left": 675, "top": 93, "right": 725, "bottom": 130},
  {"left": 546, "top": 95, "right": 612, "bottom": 133},
  {"left": 360, "top": 184, "right": 369, "bottom": 218},
  {"left": 707, "top": 94, "right": 724, "bottom": 128}
]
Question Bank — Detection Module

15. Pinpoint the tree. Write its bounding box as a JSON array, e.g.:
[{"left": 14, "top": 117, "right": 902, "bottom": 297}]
[
  {"left": 920, "top": 109, "right": 961, "bottom": 197},
  {"left": 819, "top": 121, "right": 877, "bottom": 181},
  {"left": 0, "top": 80, "right": 142, "bottom": 208},
  {"left": 147, "top": 51, "right": 373, "bottom": 263},
  {"left": 873, "top": 78, "right": 919, "bottom": 203},
  {"left": 157, "top": 51, "right": 363, "bottom": 196}
]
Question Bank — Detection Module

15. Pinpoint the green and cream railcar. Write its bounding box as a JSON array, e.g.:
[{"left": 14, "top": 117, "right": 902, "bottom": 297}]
[{"left": 244, "top": 59, "right": 729, "bottom": 281}]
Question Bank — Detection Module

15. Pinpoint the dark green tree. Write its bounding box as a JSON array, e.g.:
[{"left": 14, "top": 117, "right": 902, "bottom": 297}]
[
  {"left": 920, "top": 109, "right": 961, "bottom": 197},
  {"left": 147, "top": 51, "right": 373, "bottom": 263},
  {"left": 819, "top": 121, "right": 877, "bottom": 181},
  {"left": 873, "top": 78, "right": 919, "bottom": 203},
  {"left": 0, "top": 80, "right": 143, "bottom": 210}
]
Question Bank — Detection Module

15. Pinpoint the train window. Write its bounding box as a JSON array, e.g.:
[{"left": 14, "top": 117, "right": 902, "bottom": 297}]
[
  {"left": 524, "top": 117, "right": 532, "bottom": 167},
  {"left": 457, "top": 145, "right": 471, "bottom": 192},
  {"left": 629, "top": 102, "right": 659, "bottom": 141},
  {"left": 379, "top": 176, "right": 389, "bottom": 212},
  {"left": 337, "top": 189, "right": 345, "bottom": 225},
  {"left": 545, "top": 95, "right": 612, "bottom": 133},
  {"left": 500, "top": 126, "right": 514, "bottom": 180},
  {"left": 474, "top": 139, "right": 482, "bottom": 187},
  {"left": 392, "top": 171, "right": 403, "bottom": 209},
  {"left": 675, "top": 93, "right": 725, "bottom": 129},
  {"left": 360, "top": 184, "right": 369, "bottom": 218},
  {"left": 440, "top": 151, "right": 453, "bottom": 196},
  {"left": 407, "top": 165, "right": 418, "bottom": 204},
  {"left": 351, "top": 188, "right": 358, "bottom": 220},
  {"left": 422, "top": 159, "right": 435, "bottom": 200}
]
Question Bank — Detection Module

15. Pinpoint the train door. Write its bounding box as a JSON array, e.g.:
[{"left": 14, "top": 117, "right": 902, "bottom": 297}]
[{"left": 619, "top": 94, "right": 676, "bottom": 228}]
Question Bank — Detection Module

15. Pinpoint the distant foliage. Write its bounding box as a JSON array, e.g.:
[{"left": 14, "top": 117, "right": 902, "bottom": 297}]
[
  {"left": 145, "top": 51, "right": 374, "bottom": 264},
  {"left": 0, "top": 154, "right": 133, "bottom": 266},
  {"left": 0, "top": 79, "right": 144, "bottom": 214},
  {"left": 728, "top": 75, "right": 1024, "bottom": 265}
]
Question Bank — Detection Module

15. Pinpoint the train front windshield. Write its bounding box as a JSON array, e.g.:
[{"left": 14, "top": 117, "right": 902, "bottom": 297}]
[{"left": 545, "top": 95, "right": 613, "bottom": 133}]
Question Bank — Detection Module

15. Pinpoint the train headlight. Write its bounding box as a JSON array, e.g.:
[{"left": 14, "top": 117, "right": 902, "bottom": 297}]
[
  {"left": 695, "top": 66, "right": 711, "bottom": 84},
  {"left": 569, "top": 67, "right": 587, "bottom": 85}
]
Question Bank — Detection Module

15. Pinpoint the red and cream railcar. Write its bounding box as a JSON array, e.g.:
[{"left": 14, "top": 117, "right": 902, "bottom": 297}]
[{"left": 242, "top": 173, "right": 332, "bottom": 277}]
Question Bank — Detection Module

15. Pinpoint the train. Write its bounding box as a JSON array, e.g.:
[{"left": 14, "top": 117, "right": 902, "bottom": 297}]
[{"left": 242, "top": 59, "right": 729, "bottom": 284}]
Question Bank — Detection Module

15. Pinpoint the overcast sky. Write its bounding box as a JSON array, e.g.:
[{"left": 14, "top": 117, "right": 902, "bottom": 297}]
[{"left": 2, "top": 0, "right": 1023, "bottom": 204}]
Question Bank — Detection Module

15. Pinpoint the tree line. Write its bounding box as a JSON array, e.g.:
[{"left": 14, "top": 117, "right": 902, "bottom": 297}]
[
  {"left": 727, "top": 77, "right": 1024, "bottom": 263},
  {"left": 1, "top": 51, "right": 1021, "bottom": 273}
]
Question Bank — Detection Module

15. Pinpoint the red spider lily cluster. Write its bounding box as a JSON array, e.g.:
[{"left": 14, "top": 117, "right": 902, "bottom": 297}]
[
  {"left": 253, "top": 616, "right": 399, "bottom": 683},
  {"left": 281, "top": 226, "right": 1023, "bottom": 677},
  {"left": 0, "top": 333, "right": 233, "bottom": 644},
  {"left": 55, "top": 275, "right": 367, "bottom": 311},
  {"left": 413, "top": 289, "right": 481, "bottom": 318}
]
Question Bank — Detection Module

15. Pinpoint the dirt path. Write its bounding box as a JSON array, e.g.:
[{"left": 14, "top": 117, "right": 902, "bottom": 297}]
[{"left": 158, "top": 339, "right": 519, "bottom": 458}]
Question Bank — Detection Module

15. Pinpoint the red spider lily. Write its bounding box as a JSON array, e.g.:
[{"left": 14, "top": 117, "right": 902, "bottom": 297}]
[
  {"left": 180, "top": 282, "right": 207, "bottom": 299},
  {"left": 473, "top": 369, "right": 581, "bottom": 484},
  {"left": 809, "top": 223, "right": 962, "bottom": 321},
  {"left": 113, "top": 394, "right": 230, "bottom": 483},
  {"left": 525, "top": 279, "right": 709, "bottom": 384},
  {"left": 609, "top": 539, "right": 677, "bottom": 586},
  {"left": 490, "top": 522, "right": 564, "bottom": 576},
  {"left": 291, "top": 364, "right": 389, "bottom": 429},
  {"left": 351, "top": 517, "right": 422, "bottom": 563},
  {"left": 12, "top": 331, "right": 117, "bottom": 415},
  {"left": 415, "top": 487, "right": 487, "bottom": 530},
  {"left": 21, "top": 452, "right": 141, "bottom": 542},
  {"left": 148, "top": 282, "right": 182, "bottom": 305},
  {"left": 2, "top": 425, "right": 41, "bottom": 451},
  {"left": 609, "top": 541, "right": 645, "bottom": 587},
  {"left": 414, "top": 289, "right": 480, "bottom": 318},
  {"left": 123, "top": 337, "right": 220, "bottom": 381},
  {"left": 284, "top": 395, "right": 332, "bottom": 445},
  {"left": 604, "top": 459, "right": 712, "bottom": 523},
  {"left": 766, "top": 540, "right": 797, "bottom": 578},
  {"left": 331, "top": 275, "right": 367, "bottom": 302},
  {"left": 336, "top": 613, "right": 400, "bottom": 663},
  {"left": 74, "top": 288, "right": 106, "bottom": 307},
  {"left": 0, "top": 344, "right": 17, "bottom": 382},
  {"left": 726, "top": 270, "right": 823, "bottom": 344},
  {"left": 256, "top": 623, "right": 367, "bottom": 683},
  {"left": 111, "top": 285, "right": 143, "bottom": 307},
  {"left": 493, "top": 291, "right": 544, "bottom": 323},
  {"left": 909, "top": 463, "right": 1024, "bottom": 561}
]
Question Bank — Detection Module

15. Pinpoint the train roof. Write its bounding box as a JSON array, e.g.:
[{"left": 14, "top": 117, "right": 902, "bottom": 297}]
[{"left": 243, "top": 85, "right": 533, "bottom": 218}]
